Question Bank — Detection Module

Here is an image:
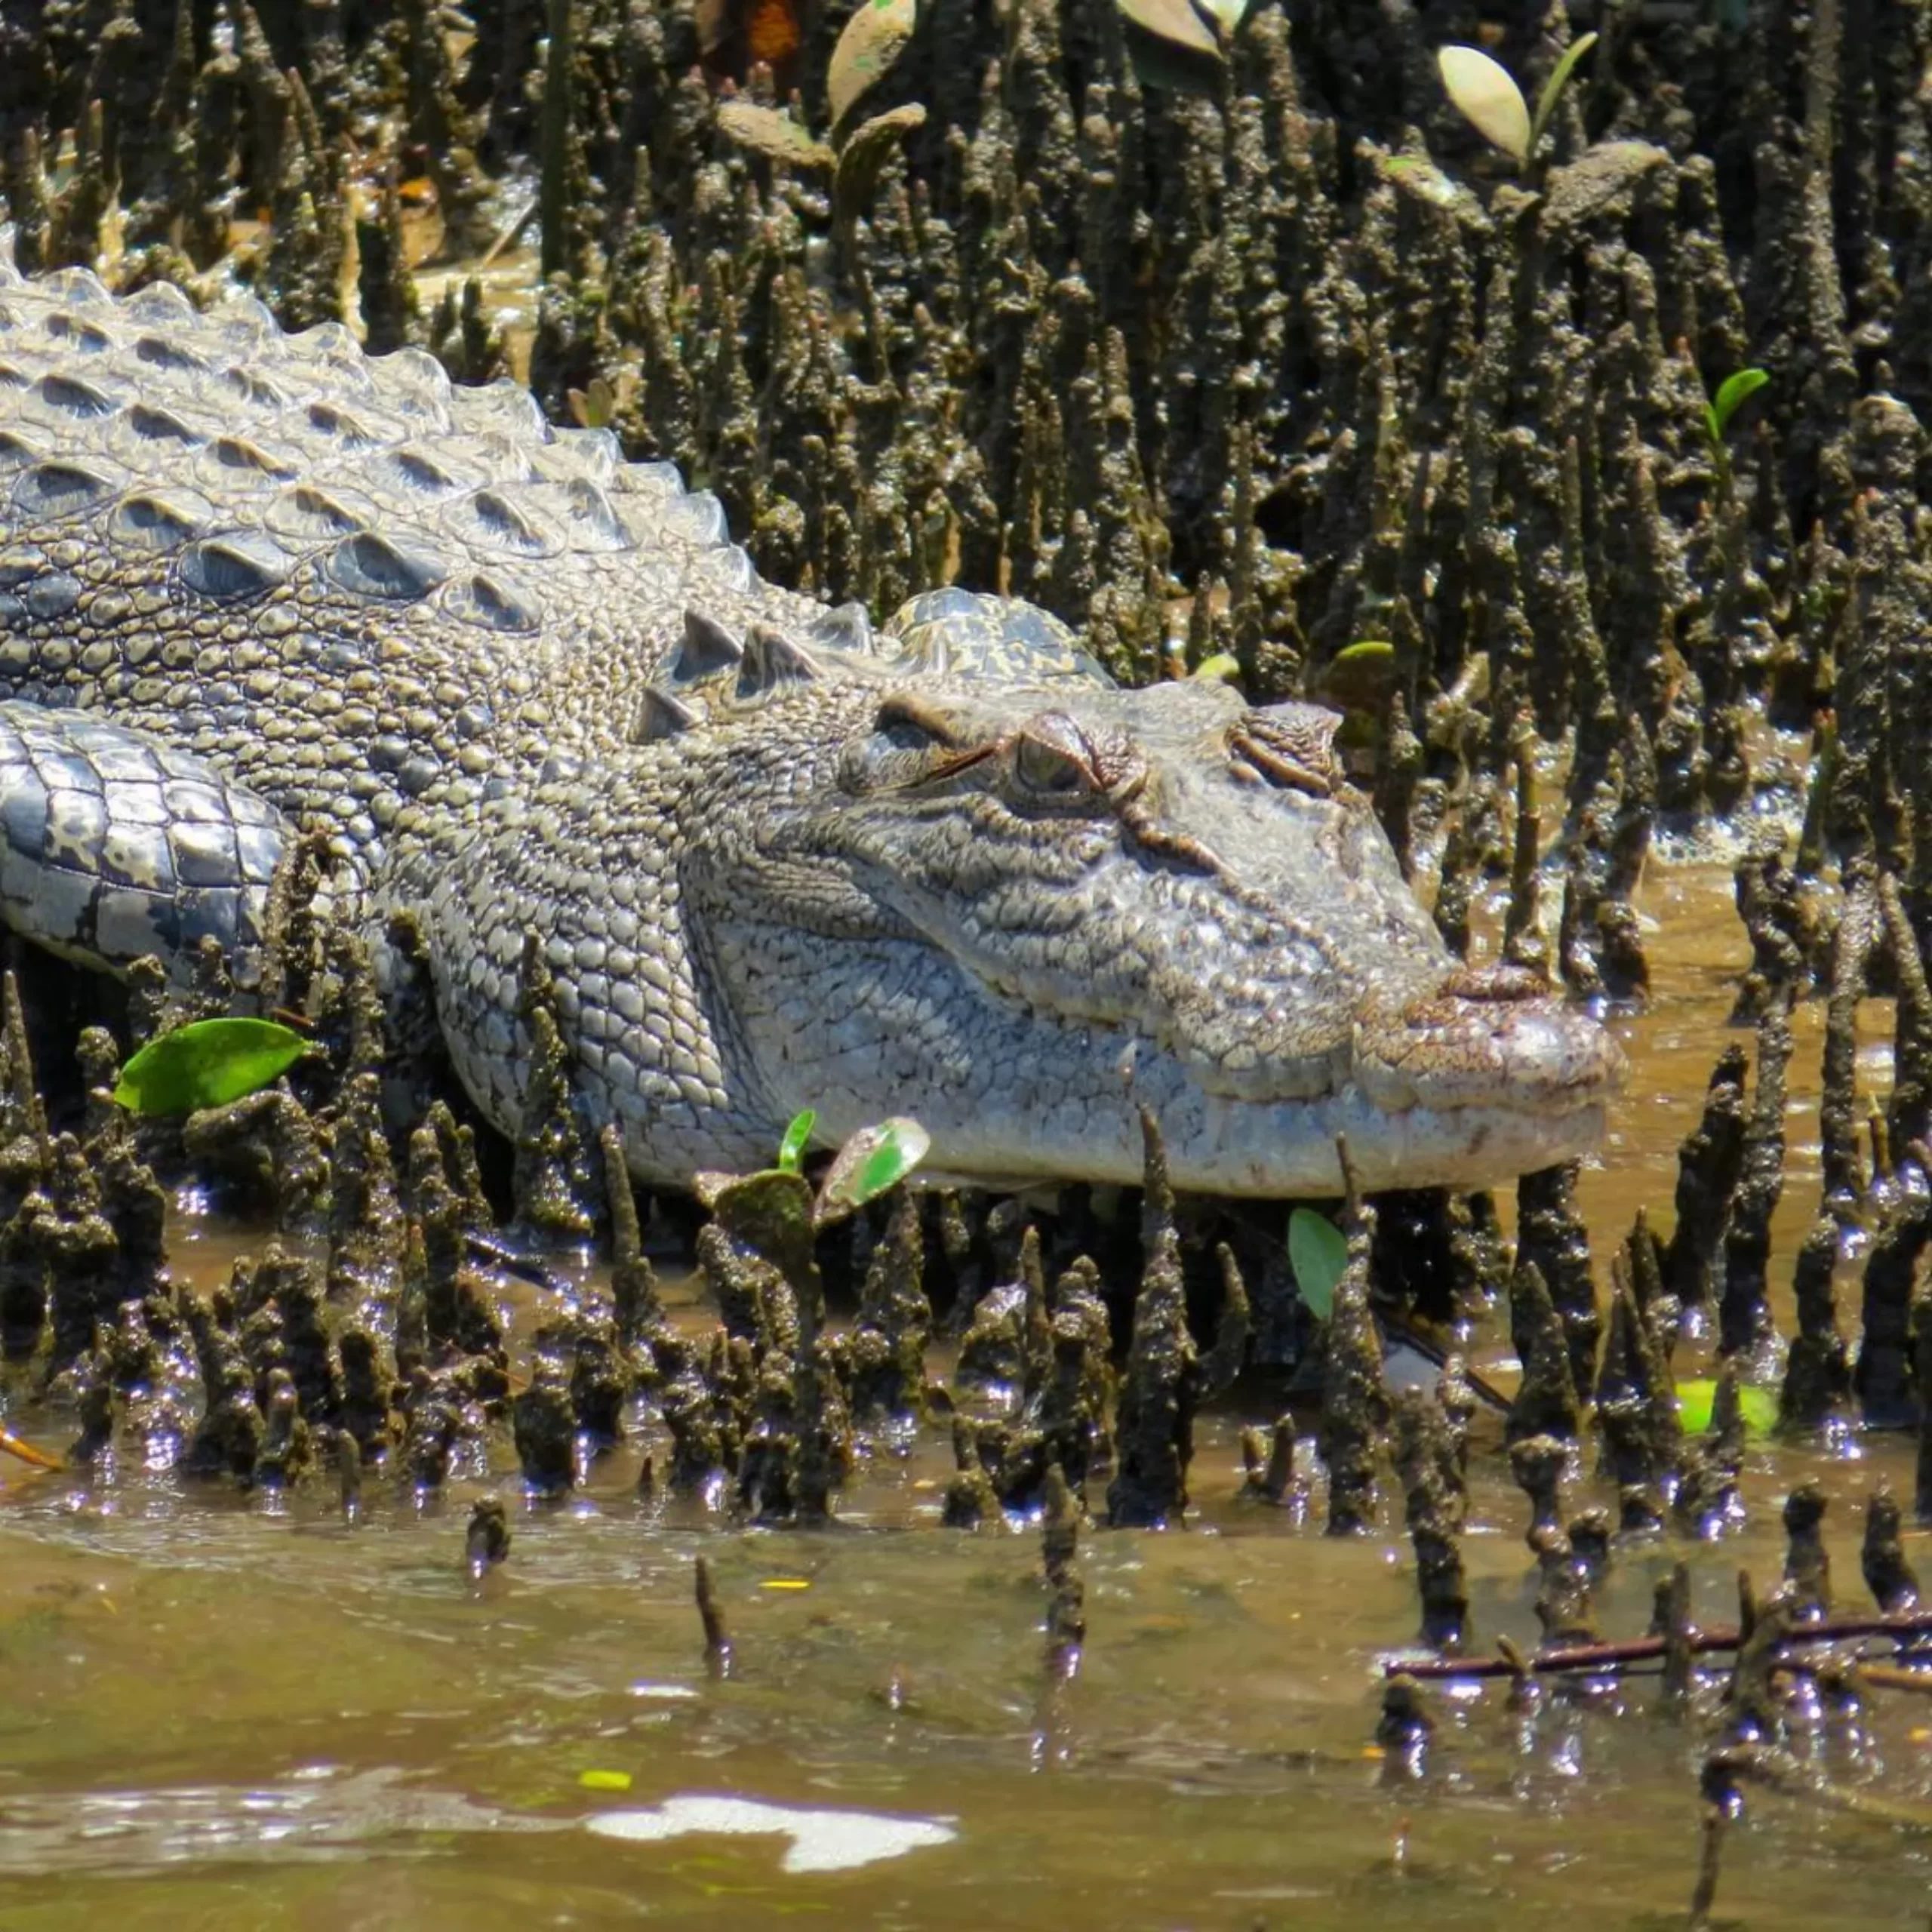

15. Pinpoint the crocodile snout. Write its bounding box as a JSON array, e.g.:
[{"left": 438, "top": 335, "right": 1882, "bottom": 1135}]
[{"left": 1349, "top": 963, "right": 1626, "bottom": 1119}]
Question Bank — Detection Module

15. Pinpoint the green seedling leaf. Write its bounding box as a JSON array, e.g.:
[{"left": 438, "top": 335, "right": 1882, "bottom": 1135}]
[
  {"left": 1675, "top": 1379, "right": 1777, "bottom": 1438},
  {"left": 817, "top": 1115, "right": 931, "bottom": 1220},
  {"left": 777, "top": 1108, "right": 817, "bottom": 1174},
  {"left": 112, "top": 1017, "right": 310, "bottom": 1116},
  {"left": 1287, "top": 1207, "right": 1349, "bottom": 1321},
  {"left": 827, "top": 0, "right": 918, "bottom": 134},
  {"left": 1333, "top": 638, "right": 1397, "bottom": 666},
  {"left": 1192, "top": 652, "right": 1242, "bottom": 683},
  {"left": 1528, "top": 30, "right": 1598, "bottom": 156},
  {"left": 1707, "top": 366, "right": 1770, "bottom": 443},
  {"left": 1438, "top": 45, "right": 1531, "bottom": 165}
]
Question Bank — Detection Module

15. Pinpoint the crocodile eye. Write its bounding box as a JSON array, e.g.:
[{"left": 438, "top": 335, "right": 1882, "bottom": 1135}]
[
  {"left": 843, "top": 693, "right": 985, "bottom": 794},
  {"left": 875, "top": 693, "right": 961, "bottom": 752},
  {"left": 1011, "top": 715, "right": 1097, "bottom": 798}
]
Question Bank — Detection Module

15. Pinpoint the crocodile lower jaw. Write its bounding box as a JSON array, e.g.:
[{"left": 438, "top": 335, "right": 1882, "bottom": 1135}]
[{"left": 795, "top": 1085, "right": 1614, "bottom": 1199}]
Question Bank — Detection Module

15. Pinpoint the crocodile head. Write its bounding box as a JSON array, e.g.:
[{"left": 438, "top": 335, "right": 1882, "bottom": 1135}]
[{"left": 678, "top": 671, "right": 1624, "bottom": 1196}]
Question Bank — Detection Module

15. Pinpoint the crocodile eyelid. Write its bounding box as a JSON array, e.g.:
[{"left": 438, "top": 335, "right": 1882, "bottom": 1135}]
[{"left": 874, "top": 693, "right": 966, "bottom": 748}]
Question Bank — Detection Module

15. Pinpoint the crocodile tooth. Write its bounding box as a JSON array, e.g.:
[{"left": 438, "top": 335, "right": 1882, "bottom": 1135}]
[
  {"left": 739, "top": 623, "right": 823, "bottom": 699},
  {"left": 671, "top": 608, "right": 744, "bottom": 683},
  {"left": 635, "top": 688, "right": 700, "bottom": 744}
]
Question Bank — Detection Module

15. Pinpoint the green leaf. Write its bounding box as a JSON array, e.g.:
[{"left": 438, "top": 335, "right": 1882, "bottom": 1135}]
[
  {"left": 1437, "top": 45, "right": 1530, "bottom": 165},
  {"left": 817, "top": 1116, "right": 931, "bottom": 1218},
  {"left": 1191, "top": 652, "right": 1242, "bottom": 683},
  {"left": 1287, "top": 1208, "right": 1349, "bottom": 1321},
  {"left": 112, "top": 1017, "right": 311, "bottom": 1116},
  {"left": 1313, "top": 638, "right": 1401, "bottom": 715},
  {"left": 1675, "top": 1379, "right": 1777, "bottom": 1438},
  {"left": 1528, "top": 30, "right": 1598, "bottom": 157},
  {"left": 1709, "top": 367, "right": 1770, "bottom": 441},
  {"left": 777, "top": 1109, "right": 817, "bottom": 1174}
]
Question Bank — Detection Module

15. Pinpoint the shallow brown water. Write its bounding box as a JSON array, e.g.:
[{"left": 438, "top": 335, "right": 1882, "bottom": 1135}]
[{"left": 1, "top": 864, "right": 1929, "bottom": 1929}]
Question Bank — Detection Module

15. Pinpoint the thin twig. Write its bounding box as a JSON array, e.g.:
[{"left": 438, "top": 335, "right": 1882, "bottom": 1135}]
[{"left": 1386, "top": 1610, "right": 1932, "bottom": 1680}]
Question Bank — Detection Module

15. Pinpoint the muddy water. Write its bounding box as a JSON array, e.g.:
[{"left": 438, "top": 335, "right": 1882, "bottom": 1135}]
[{"left": 1, "top": 866, "right": 1929, "bottom": 1929}]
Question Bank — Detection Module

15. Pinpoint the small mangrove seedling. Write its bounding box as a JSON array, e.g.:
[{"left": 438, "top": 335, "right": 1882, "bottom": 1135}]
[
  {"left": 774, "top": 1108, "right": 817, "bottom": 1175},
  {"left": 1288, "top": 1207, "right": 1348, "bottom": 1321},
  {"left": 112, "top": 1017, "right": 312, "bottom": 1116},
  {"left": 762, "top": 1107, "right": 928, "bottom": 1219},
  {"left": 1437, "top": 32, "right": 1598, "bottom": 174},
  {"left": 1677, "top": 1378, "right": 1777, "bottom": 1438},
  {"left": 1703, "top": 367, "right": 1770, "bottom": 497}
]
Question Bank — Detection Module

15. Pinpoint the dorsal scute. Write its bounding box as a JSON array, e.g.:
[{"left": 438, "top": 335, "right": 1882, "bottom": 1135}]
[
  {"left": 641, "top": 600, "right": 896, "bottom": 734},
  {"left": 740, "top": 621, "right": 822, "bottom": 698},
  {"left": 0, "top": 254, "right": 745, "bottom": 563}
]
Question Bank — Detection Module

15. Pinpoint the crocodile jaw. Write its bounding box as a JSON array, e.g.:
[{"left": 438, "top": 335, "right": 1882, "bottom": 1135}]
[
  {"left": 845, "top": 1088, "right": 1615, "bottom": 1196},
  {"left": 694, "top": 913, "right": 1625, "bottom": 1196}
]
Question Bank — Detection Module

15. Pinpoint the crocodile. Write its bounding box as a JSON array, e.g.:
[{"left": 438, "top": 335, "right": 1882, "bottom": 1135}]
[{"left": 0, "top": 260, "right": 1623, "bottom": 1196}]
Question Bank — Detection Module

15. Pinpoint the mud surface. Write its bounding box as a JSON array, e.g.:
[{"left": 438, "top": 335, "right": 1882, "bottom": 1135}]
[{"left": 0, "top": 868, "right": 1925, "bottom": 1927}]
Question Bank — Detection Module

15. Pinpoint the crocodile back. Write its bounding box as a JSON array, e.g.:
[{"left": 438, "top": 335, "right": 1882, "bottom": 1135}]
[{"left": 0, "top": 261, "right": 834, "bottom": 855}]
